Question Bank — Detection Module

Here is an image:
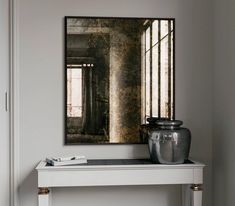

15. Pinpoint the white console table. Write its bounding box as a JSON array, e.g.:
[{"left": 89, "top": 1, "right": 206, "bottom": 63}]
[{"left": 36, "top": 160, "right": 205, "bottom": 206}]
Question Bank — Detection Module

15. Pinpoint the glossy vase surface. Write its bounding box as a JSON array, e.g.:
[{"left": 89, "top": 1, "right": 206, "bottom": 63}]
[{"left": 147, "top": 119, "right": 191, "bottom": 164}]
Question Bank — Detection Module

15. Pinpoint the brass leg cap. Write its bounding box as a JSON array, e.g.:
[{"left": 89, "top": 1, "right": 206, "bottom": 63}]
[
  {"left": 191, "top": 184, "right": 203, "bottom": 191},
  {"left": 38, "top": 187, "right": 50, "bottom": 195}
]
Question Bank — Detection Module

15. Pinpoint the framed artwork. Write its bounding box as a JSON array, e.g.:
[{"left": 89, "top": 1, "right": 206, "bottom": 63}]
[{"left": 65, "top": 16, "right": 175, "bottom": 144}]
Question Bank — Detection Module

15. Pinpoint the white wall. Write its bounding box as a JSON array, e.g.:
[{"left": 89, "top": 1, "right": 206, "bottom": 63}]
[
  {"left": 213, "top": 0, "right": 235, "bottom": 205},
  {"left": 16, "top": 0, "right": 213, "bottom": 206},
  {"left": 0, "top": 0, "right": 10, "bottom": 205}
]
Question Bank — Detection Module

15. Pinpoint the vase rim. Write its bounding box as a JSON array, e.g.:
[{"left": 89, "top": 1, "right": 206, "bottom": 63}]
[{"left": 155, "top": 120, "right": 183, "bottom": 127}]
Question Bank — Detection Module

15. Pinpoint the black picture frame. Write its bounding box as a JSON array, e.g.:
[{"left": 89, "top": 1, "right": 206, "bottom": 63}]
[{"left": 64, "top": 16, "right": 175, "bottom": 145}]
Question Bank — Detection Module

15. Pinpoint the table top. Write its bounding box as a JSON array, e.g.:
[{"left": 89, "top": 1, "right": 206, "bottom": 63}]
[{"left": 36, "top": 159, "right": 205, "bottom": 171}]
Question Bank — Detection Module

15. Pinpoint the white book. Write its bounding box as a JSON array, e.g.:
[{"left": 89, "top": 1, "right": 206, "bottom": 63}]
[
  {"left": 46, "top": 157, "right": 87, "bottom": 166},
  {"left": 52, "top": 155, "right": 86, "bottom": 162}
]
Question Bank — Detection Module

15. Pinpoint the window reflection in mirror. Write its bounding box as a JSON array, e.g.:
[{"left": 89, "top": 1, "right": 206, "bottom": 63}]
[
  {"left": 142, "top": 19, "right": 174, "bottom": 122},
  {"left": 65, "top": 17, "right": 175, "bottom": 144}
]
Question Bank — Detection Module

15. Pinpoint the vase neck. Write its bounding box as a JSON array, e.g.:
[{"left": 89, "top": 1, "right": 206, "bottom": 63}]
[{"left": 155, "top": 120, "right": 183, "bottom": 129}]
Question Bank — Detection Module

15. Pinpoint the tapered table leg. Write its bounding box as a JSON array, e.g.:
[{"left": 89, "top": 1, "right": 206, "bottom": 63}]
[
  {"left": 38, "top": 187, "right": 50, "bottom": 206},
  {"left": 190, "top": 184, "right": 203, "bottom": 206}
]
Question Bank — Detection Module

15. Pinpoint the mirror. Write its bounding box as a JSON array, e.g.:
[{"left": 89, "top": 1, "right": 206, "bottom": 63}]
[{"left": 65, "top": 16, "right": 175, "bottom": 144}]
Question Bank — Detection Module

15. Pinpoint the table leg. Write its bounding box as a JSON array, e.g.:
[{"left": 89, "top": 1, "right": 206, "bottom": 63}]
[
  {"left": 38, "top": 187, "right": 50, "bottom": 206},
  {"left": 190, "top": 184, "right": 203, "bottom": 206}
]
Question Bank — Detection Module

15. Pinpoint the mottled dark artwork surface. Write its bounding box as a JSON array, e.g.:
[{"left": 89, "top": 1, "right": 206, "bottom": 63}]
[{"left": 65, "top": 17, "right": 175, "bottom": 144}]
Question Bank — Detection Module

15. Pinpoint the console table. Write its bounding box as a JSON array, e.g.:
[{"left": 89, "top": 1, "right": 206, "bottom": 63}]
[{"left": 36, "top": 159, "right": 205, "bottom": 206}]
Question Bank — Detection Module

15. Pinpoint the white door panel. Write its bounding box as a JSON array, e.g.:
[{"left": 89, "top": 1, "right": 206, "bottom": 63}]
[{"left": 0, "top": 0, "right": 10, "bottom": 205}]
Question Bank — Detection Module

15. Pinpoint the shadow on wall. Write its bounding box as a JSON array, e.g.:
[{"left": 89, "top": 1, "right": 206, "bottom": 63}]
[{"left": 19, "top": 168, "right": 38, "bottom": 205}]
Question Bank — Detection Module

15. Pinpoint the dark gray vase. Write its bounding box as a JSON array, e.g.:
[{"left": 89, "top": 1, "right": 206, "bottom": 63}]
[{"left": 148, "top": 119, "right": 191, "bottom": 164}]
